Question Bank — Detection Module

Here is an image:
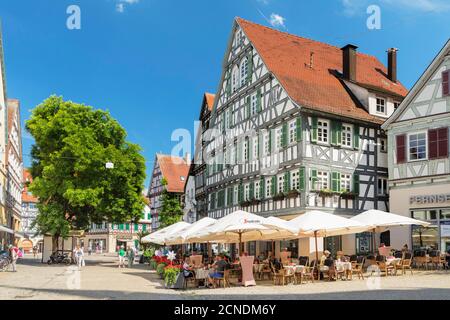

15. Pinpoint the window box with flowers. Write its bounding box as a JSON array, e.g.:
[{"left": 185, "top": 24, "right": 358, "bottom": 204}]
[
  {"left": 340, "top": 191, "right": 357, "bottom": 199},
  {"left": 317, "top": 189, "right": 334, "bottom": 198},
  {"left": 273, "top": 192, "right": 286, "bottom": 201},
  {"left": 286, "top": 189, "right": 300, "bottom": 199}
]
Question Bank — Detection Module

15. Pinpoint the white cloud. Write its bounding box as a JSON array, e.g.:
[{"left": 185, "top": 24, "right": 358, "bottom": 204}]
[
  {"left": 269, "top": 13, "right": 286, "bottom": 29},
  {"left": 115, "top": 0, "right": 140, "bottom": 13},
  {"left": 116, "top": 3, "right": 125, "bottom": 13}
]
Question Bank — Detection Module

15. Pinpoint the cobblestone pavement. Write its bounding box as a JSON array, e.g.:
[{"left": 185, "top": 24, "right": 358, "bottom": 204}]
[{"left": 0, "top": 255, "right": 449, "bottom": 300}]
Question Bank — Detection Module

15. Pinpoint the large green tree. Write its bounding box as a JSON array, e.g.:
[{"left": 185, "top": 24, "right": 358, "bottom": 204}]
[
  {"left": 158, "top": 178, "right": 184, "bottom": 228},
  {"left": 27, "top": 96, "right": 146, "bottom": 248}
]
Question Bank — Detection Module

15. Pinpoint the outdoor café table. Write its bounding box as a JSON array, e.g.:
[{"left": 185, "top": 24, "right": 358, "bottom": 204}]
[
  {"left": 335, "top": 261, "right": 352, "bottom": 280},
  {"left": 194, "top": 268, "right": 210, "bottom": 288},
  {"left": 284, "top": 265, "right": 306, "bottom": 274},
  {"left": 386, "top": 257, "right": 401, "bottom": 266}
]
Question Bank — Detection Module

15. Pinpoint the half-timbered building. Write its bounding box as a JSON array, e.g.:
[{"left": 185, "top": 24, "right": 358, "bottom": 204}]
[
  {"left": 382, "top": 39, "right": 450, "bottom": 252},
  {"left": 203, "top": 18, "right": 408, "bottom": 257}
]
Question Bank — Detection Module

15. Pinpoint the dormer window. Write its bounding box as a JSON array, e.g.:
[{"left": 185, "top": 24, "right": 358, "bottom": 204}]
[{"left": 376, "top": 97, "right": 386, "bottom": 114}]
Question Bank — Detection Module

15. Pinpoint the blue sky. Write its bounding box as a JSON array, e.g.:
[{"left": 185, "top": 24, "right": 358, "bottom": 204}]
[{"left": 0, "top": 0, "right": 449, "bottom": 187}]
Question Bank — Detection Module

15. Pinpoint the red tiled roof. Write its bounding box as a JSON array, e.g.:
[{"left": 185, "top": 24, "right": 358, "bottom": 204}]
[
  {"left": 157, "top": 154, "right": 190, "bottom": 193},
  {"left": 205, "top": 93, "right": 215, "bottom": 111},
  {"left": 22, "top": 169, "right": 38, "bottom": 203},
  {"left": 237, "top": 18, "right": 408, "bottom": 124}
]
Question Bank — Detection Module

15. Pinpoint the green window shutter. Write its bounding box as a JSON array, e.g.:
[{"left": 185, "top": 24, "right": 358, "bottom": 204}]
[
  {"left": 134, "top": 223, "right": 139, "bottom": 231},
  {"left": 141, "top": 213, "right": 145, "bottom": 220},
  {"left": 246, "top": 96, "right": 250, "bottom": 119},
  {"left": 119, "top": 224, "right": 123, "bottom": 230},
  {"left": 237, "top": 141, "right": 243, "bottom": 164},
  {"left": 299, "top": 167, "right": 306, "bottom": 191},
  {"left": 269, "top": 129, "right": 273, "bottom": 153},
  {"left": 284, "top": 172, "right": 290, "bottom": 192},
  {"left": 296, "top": 117, "right": 302, "bottom": 142},
  {"left": 331, "top": 172, "right": 341, "bottom": 192},
  {"left": 257, "top": 133, "right": 261, "bottom": 157},
  {"left": 250, "top": 182, "right": 255, "bottom": 199},
  {"left": 271, "top": 176, "right": 276, "bottom": 196},
  {"left": 260, "top": 177, "right": 265, "bottom": 200},
  {"left": 353, "top": 174, "right": 360, "bottom": 195},
  {"left": 238, "top": 182, "right": 244, "bottom": 203},
  {"left": 225, "top": 70, "right": 231, "bottom": 96},
  {"left": 311, "top": 169, "right": 318, "bottom": 191},
  {"left": 331, "top": 121, "right": 342, "bottom": 145},
  {"left": 205, "top": 164, "right": 209, "bottom": 177},
  {"left": 353, "top": 125, "right": 360, "bottom": 149},
  {"left": 229, "top": 109, "right": 234, "bottom": 128},
  {"left": 143, "top": 224, "right": 147, "bottom": 232},
  {"left": 247, "top": 51, "right": 253, "bottom": 84},
  {"left": 247, "top": 138, "right": 252, "bottom": 161},
  {"left": 125, "top": 223, "right": 130, "bottom": 231},
  {"left": 311, "top": 117, "right": 318, "bottom": 143},
  {"left": 228, "top": 187, "right": 233, "bottom": 206},
  {"left": 257, "top": 88, "right": 262, "bottom": 113},
  {"left": 282, "top": 123, "right": 288, "bottom": 148}
]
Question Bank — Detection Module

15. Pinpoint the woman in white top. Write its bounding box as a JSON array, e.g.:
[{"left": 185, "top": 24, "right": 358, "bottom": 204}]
[{"left": 74, "top": 246, "right": 84, "bottom": 270}]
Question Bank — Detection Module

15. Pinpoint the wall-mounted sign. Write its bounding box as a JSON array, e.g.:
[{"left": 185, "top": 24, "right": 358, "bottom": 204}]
[{"left": 410, "top": 194, "right": 450, "bottom": 205}]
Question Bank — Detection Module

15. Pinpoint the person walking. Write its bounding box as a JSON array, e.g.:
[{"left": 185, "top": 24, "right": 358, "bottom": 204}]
[
  {"left": 127, "top": 246, "right": 135, "bottom": 268},
  {"left": 74, "top": 245, "right": 84, "bottom": 270},
  {"left": 118, "top": 246, "right": 126, "bottom": 268},
  {"left": 9, "top": 245, "right": 19, "bottom": 272}
]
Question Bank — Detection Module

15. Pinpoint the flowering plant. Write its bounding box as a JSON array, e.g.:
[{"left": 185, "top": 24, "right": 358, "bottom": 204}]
[{"left": 164, "top": 265, "right": 182, "bottom": 286}]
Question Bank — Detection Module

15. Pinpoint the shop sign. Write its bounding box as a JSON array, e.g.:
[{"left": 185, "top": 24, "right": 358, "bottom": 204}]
[{"left": 410, "top": 194, "right": 450, "bottom": 205}]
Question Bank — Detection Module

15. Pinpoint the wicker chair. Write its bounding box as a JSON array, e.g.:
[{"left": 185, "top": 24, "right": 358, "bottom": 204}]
[
  {"left": 396, "top": 252, "right": 413, "bottom": 275},
  {"left": 376, "top": 255, "right": 395, "bottom": 276},
  {"left": 301, "top": 259, "right": 316, "bottom": 284},
  {"left": 414, "top": 250, "right": 429, "bottom": 270},
  {"left": 430, "top": 250, "right": 442, "bottom": 270},
  {"left": 351, "top": 256, "right": 365, "bottom": 280},
  {"left": 216, "top": 269, "right": 231, "bottom": 288}
]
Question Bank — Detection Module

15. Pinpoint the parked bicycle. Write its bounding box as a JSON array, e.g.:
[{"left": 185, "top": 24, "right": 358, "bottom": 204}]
[
  {"left": 47, "top": 251, "right": 72, "bottom": 265},
  {"left": 0, "top": 250, "right": 11, "bottom": 271}
]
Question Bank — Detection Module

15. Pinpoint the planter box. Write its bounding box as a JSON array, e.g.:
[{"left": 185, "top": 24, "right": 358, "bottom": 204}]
[
  {"left": 273, "top": 193, "right": 286, "bottom": 201},
  {"left": 286, "top": 190, "right": 300, "bottom": 198}
]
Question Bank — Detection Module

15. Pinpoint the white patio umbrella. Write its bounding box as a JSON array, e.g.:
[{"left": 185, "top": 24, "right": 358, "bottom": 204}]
[
  {"left": 350, "top": 209, "right": 430, "bottom": 250},
  {"left": 141, "top": 221, "right": 191, "bottom": 245},
  {"left": 288, "top": 210, "right": 370, "bottom": 270},
  {"left": 187, "top": 210, "right": 297, "bottom": 254},
  {"left": 164, "top": 217, "right": 217, "bottom": 245}
]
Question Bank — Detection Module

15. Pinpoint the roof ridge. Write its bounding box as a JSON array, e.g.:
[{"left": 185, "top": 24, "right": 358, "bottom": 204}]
[{"left": 236, "top": 17, "right": 380, "bottom": 61}]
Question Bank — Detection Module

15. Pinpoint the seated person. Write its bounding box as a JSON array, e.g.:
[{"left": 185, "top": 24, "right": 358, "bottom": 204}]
[
  {"left": 182, "top": 257, "right": 194, "bottom": 279},
  {"left": 319, "top": 250, "right": 331, "bottom": 271},
  {"left": 207, "top": 254, "right": 228, "bottom": 288},
  {"left": 270, "top": 258, "right": 283, "bottom": 272}
]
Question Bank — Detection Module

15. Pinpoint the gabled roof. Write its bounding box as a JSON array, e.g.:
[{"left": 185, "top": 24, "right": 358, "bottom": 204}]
[
  {"left": 22, "top": 169, "right": 38, "bottom": 203},
  {"left": 236, "top": 18, "right": 408, "bottom": 124},
  {"left": 205, "top": 93, "right": 215, "bottom": 111},
  {"left": 156, "top": 154, "right": 190, "bottom": 193},
  {"left": 382, "top": 39, "right": 450, "bottom": 129}
]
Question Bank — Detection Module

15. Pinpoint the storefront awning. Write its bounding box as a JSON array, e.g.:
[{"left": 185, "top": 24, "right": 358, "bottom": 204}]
[{"left": 0, "top": 224, "right": 14, "bottom": 234}]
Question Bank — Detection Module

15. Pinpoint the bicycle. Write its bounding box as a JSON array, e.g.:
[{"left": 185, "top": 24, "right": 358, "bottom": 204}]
[{"left": 0, "top": 254, "right": 11, "bottom": 272}]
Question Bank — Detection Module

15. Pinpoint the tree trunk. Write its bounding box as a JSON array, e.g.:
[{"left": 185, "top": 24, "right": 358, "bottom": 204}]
[{"left": 52, "top": 235, "right": 59, "bottom": 253}]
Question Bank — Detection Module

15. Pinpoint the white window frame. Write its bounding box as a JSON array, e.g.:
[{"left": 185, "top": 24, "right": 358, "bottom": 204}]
[
  {"left": 255, "top": 181, "right": 260, "bottom": 200},
  {"left": 277, "top": 175, "right": 285, "bottom": 194},
  {"left": 317, "top": 119, "right": 330, "bottom": 145},
  {"left": 291, "top": 171, "right": 299, "bottom": 190},
  {"left": 317, "top": 171, "right": 329, "bottom": 190},
  {"left": 232, "top": 68, "right": 239, "bottom": 93},
  {"left": 244, "top": 183, "right": 250, "bottom": 201},
  {"left": 341, "top": 124, "right": 353, "bottom": 148},
  {"left": 275, "top": 126, "right": 283, "bottom": 150},
  {"left": 288, "top": 120, "right": 297, "bottom": 144},
  {"left": 264, "top": 132, "right": 270, "bottom": 155},
  {"left": 244, "top": 139, "right": 249, "bottom": 161},
  {"left": 407, "top": 131, "right": 428, "bottom": 162},
  {"left": 225, "top": 109, "right": 230, "bottom": 130},
  {"left": 377, "top": 177, "right": 388, "bottom": 196},
  {"left": 265, "top": 178, "right": 272, "bottom": 198},
  {"left": 340, "top": 174, "right": 351, "bottom": 192},
  {"left": 376, "top": 97, "right": 386, "bottom": 114},
  {"left": 252, "top": 136, "right": 258, "bottom": 159},
  {"left": 240, "top": 58, "right": 248, "bottom": 87},
  {"left": 233, "top": 185, "right": 239, "bottom": 205},
  {"left": 250, "top": 93, "right": 258, "bottom": 116}
]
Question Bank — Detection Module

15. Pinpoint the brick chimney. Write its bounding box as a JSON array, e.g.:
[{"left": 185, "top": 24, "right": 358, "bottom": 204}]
[
  {"left": 341, "top": 44, "right": 358, "bottom": 82},
  {"left": 387, "top": 48, "right": 398, "bottom": 83}
]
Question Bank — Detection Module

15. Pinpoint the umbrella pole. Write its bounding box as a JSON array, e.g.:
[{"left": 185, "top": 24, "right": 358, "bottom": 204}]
[
  {"left": 314, "top": 231, "right": 319, "bottom": 281},
  {"left": 372, "top": 228, "right": 376, "bottom": 255},
  {"left": 239, "top": 232, "right": 242, "bottom": 257}
]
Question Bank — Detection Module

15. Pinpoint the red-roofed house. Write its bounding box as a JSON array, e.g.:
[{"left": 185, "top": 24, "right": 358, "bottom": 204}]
[
  {"left": 147, "top": 154, "right": 190, "bottom": 231},
  {"left": 203, "top": 17, "right": 408, "bottom": 257}
]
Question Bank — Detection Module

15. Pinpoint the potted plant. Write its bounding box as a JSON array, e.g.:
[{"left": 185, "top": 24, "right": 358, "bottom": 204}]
[
  {"left": 164, "top": 265, "right": 182, "bottom": 289},
  {"left": 340, "top": 190, "right": 357, "bottom": 199},
  {"left": 273, "top": 192, "right": 286, "bottom": 201},
  {"left": 240, "top": 200, "right": 252, "bottom": 207},
  {"left": 251, "top": 198, "right": 261, "bottom": 205},
  {"left": 156, "top": 263, "right": 167, "bottom": 278}
]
